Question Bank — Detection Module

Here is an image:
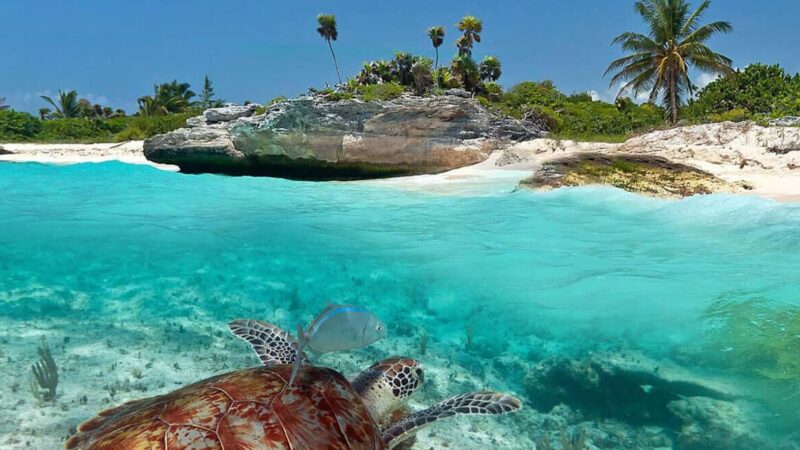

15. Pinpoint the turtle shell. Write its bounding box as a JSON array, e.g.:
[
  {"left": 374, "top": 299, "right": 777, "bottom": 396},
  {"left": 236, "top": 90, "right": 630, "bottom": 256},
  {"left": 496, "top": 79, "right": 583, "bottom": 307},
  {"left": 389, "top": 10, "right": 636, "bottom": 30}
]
[{"left": 65, "top": 364, "right": 385, "bottom": 450}]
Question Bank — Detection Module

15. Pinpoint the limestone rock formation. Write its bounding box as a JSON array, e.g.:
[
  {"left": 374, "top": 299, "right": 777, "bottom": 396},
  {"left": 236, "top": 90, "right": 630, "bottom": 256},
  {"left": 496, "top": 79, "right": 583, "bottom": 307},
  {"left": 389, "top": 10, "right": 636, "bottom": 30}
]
[{"left": 144, "top": 94, "right": 543, "bottom": 179}]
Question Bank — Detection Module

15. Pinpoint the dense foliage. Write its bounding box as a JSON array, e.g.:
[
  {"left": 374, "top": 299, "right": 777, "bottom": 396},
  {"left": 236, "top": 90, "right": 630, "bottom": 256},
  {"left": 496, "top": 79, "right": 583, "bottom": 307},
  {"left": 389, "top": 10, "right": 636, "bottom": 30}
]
[
  {"left": 482, "top": 81, "right": 664, "bottom": 140},
  {"left": 0, "top": 110, "right": 191, "bottom": 142},
  {"left": 0, "top": 77, "right": 217, "bottom": 142},
  {"left": 683, "top": 64, "right": 800, "bottom": 122}
]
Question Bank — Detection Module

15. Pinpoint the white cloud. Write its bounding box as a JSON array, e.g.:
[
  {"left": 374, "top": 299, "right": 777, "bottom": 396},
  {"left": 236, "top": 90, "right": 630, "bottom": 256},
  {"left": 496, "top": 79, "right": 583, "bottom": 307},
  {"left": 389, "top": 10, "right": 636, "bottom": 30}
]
[
  {"left": 696, "top": 72, "right": 720, "bottom": 89},
  {"left": 587, "top": 82, "right": 651, "bottom": 104}
]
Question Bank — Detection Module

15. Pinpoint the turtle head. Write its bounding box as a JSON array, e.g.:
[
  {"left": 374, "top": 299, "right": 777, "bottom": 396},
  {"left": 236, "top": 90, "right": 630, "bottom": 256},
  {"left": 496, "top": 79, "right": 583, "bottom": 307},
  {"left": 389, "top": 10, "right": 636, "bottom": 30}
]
[{"left": 352, "top": 357, "right": 424, "bottom": 425}]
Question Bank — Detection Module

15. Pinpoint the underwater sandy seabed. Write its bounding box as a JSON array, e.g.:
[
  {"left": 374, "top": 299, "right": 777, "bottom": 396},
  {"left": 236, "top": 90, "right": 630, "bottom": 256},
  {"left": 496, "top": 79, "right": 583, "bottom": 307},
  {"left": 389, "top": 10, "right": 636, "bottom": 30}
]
[{"left": 2, "top": 162, "right": 800, "bottom": 449}]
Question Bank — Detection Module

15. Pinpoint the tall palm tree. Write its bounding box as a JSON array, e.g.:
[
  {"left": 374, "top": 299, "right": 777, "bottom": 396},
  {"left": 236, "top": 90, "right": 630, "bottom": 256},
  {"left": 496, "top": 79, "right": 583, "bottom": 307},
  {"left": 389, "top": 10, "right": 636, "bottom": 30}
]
[
  {"left": 0, "top": 97, "right": 9, "bottom": 110},
  {"left": 427, "top": 26, "right": 445, "bottom": 69},
  {"left": 605, "top": 0, "right": 734, "bottom": 123},
  {"left": 41, "top": 90, "right": 82, "bottom": 118},
  {"left": 456, "top": 16, "right": 483, "bottom": 57},
  {"left": 479, "top": 56, "right": 502, "bottom": 82},
  {"left": 317, "top": 14, "right": 342, "bottom": 84}
]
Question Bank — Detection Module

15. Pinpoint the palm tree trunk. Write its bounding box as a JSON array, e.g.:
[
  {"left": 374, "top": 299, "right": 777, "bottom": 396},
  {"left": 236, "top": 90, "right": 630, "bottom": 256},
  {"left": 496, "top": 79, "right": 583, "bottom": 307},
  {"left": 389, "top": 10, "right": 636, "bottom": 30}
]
[
  {"left": 327, "top": 39, "right": 342, "bottom": 84},
  {"left": 669, "top": 71, "right": 678, "bottom": 124},
  {"left": 434, "top": 48, "right": 439, "bottom": 70}
]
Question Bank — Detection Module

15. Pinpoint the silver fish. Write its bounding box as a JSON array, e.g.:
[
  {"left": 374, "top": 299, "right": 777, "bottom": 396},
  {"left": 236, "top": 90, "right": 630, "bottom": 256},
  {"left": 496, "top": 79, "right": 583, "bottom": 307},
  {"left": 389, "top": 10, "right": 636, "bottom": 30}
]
[{"left": 289, "top": 304, "right": 386, "bottom": 385}]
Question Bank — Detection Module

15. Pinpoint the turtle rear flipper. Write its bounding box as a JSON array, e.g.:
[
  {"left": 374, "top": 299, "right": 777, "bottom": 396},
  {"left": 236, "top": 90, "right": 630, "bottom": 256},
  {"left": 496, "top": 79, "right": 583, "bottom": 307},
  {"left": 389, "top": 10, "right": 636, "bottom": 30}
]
[
  {"left": 381, "top": 391, "right": 522, "bottom": 449},
  {"left": 228, "top": 319, "right": 307, "bottom": 366}
]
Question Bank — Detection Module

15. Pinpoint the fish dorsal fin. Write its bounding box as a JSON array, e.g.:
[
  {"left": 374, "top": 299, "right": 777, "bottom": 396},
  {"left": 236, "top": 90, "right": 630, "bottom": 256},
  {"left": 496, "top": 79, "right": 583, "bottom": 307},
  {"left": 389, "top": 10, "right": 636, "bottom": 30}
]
[
  {"left": 228, "top": 319, "right": 307, "bottom": 366},
  {"left": 306, "top": 303, "right": 348, "bottom": 335},
  {"left": 381, "top": 392, "right": 521, "bottom": 449}
]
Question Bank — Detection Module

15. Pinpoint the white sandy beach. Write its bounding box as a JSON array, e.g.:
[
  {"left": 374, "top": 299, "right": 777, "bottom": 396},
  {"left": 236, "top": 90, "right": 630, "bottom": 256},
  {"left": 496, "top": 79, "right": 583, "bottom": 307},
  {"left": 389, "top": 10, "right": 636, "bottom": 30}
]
[{"left": 0, "top": 141, "right": 178, "bottom": 171}]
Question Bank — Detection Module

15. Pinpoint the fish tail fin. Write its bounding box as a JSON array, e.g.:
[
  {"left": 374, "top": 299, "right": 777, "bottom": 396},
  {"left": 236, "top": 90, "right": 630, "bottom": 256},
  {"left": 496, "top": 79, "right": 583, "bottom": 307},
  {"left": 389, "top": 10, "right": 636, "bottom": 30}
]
[{"left": 288, "top": 323, "right": 306, "bottom": 386}]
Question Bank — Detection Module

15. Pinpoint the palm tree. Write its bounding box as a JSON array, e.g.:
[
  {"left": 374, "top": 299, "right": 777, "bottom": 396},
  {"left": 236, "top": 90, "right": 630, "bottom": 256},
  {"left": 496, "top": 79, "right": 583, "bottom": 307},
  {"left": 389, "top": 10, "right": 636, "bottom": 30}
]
[
  {"left": 479, "top": 56, "right": 502, "bottom": 82},
  {"left": 427, "top": 26, "right": 445, "bottom": 69},
  {"left": 456, "top": 16, "right": 483, "bottom": 57},
  {"left": 317, "top": 14, "right": 342, "bottom": 84},
  {"left": 38, "top": 108, "right": 51, "bottom": 120},
  {"left": 605, "top": 0, "right": 734, "bottom": 123},
  {"left": 137, "top": 80, "right": 197, "bottom": 116},
  {"left": 41, "top": 90, "right": 82, "bottom": 118},
  {"left": 137, "top": 95, "right": 165, "bottom": 116},
  {"left": 451, "top": 55, "right": 481, "bottom": 92},
  {"left": 391, "top": 52, "right": 414, "bottom": 87},
  {"left": 0, "top": 97, "right": 9, "bottom": 110}
]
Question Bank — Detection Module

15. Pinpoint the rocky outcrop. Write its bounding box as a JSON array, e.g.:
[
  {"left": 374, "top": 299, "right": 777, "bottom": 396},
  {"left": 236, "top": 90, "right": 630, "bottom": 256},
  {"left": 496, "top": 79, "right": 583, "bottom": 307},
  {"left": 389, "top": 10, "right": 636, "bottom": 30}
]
[
  {"left": 498, "top": 121, "right": 800, "bottom": 199},
  {"left": 520, "top": 153, "right": 740, "bottom": 198},
  {"left": 0, "top": 145, "right": 12, "bottom": 155},
  {"left": 144, "top": 94, "right": 543, "bottom": 179}
]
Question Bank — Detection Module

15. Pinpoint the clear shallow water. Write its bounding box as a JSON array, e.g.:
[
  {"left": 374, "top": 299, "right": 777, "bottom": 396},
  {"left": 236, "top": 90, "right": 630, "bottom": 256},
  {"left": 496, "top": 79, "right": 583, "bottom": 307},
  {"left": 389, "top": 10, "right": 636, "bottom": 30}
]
[{"left": 2, "top": 162, "right": 800, "bottom": 448}]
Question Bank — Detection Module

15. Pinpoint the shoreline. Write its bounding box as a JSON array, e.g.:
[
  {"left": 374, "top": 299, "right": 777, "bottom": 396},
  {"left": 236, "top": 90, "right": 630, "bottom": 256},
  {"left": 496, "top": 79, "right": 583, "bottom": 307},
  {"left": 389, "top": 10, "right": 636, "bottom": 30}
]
[
  {"left": 0, "top": 141, "right": 178, "bottom": 172},
  {"left": 2, "top": 125, "right": 799, "bottom": 203}
]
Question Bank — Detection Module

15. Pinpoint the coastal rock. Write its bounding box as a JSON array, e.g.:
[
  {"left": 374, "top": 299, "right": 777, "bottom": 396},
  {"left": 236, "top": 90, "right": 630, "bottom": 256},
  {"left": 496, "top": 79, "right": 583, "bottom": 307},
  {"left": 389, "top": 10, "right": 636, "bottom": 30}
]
[
  {"left": 203, "top": 104, "right": 260, "bottom": 124},
  {"left": 522, "top": 353, "right": 768, "bottom": 448},
  {"left": 667, "top": 397, "right": 761, "bottom": 450},
  {"left": 769, "top": 116, "right": 800, "bottom": 127},
  {"left": 0, "top": 145, "right": 11, "bottom": 155},
  {"left": 144, "top": 95, "right": 543, "bottom": 179},
  {"left": 519, "top": 153, "right": 738, "bottom": 198},
  {"left": 143, "top": 127, "right": 241, "bottom": 164}
]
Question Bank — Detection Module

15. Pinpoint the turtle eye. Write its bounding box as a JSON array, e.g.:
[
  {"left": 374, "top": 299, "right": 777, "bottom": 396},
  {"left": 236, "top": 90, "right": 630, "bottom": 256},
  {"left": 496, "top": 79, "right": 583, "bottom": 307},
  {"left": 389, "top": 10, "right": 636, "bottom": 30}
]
[{"left": 375, "top": 324, "right": 382, "bottom": 332}]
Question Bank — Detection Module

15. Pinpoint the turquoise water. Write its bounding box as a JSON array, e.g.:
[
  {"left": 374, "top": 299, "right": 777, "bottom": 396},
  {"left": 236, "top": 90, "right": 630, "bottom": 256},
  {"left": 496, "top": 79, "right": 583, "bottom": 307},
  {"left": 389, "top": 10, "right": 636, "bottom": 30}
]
[{"left": 3, "top": 161, "right": 800, "bottom": 448}]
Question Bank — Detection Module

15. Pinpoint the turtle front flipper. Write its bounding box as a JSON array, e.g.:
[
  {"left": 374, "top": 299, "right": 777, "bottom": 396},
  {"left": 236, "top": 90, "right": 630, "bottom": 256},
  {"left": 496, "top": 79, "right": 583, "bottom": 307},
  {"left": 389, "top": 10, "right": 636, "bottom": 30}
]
[
  {"left": 380, "top": 391, "right": 522, "bottom": 449},
  {"left": 228, "top": 319, "right": 308, "bottom": 366}
]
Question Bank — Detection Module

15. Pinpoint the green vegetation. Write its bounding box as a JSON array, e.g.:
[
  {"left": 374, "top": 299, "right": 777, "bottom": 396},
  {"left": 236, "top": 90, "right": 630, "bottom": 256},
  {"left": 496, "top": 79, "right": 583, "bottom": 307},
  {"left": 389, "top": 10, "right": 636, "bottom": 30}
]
[
  {"left": 29, "top": 337, "right": 58, "bottom": 402},
  {"left": 357, "top": 83, "right": 405, "bottom": 101},
  {"left": 0, "top": 77, "right": 209, "bottom": 142},
  {"left": 137, "top": 80, "right": 197, "bottom": 116},
  {"left": 702, "top": 297, "right": 800, "bottom": 381},
  {"left": 0, "top": 109, "right": 42, "bottom": 139},
  {"left": 481, "top": 80, "right": 664, "bottom": 140},
  {"left": 317, "top": 14, "right": 342, "bottom": 84},
  {"left": 606, "top": 0, "right": 734, "bottom": 123},
  {"left": 198, "top": 75, "right": 225, "bottom": 109},
  {"left": 683, "top": 63, "right": 800, "bottom": 122}
]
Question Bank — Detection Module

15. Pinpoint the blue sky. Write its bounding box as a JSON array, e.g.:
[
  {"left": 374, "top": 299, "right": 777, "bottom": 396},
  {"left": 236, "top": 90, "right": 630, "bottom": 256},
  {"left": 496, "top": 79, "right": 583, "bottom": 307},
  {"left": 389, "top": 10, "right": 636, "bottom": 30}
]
[{"left": 2, "top": 0, "right": 798, "bottom": 114}]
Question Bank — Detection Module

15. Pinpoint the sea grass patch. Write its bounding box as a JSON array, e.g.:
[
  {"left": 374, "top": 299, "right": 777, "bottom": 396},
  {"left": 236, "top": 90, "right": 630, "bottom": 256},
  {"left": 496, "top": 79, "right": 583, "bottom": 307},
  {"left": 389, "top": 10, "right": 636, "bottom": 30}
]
[{"left": 520, "top": 152, "right": 738, "bottom": 198}]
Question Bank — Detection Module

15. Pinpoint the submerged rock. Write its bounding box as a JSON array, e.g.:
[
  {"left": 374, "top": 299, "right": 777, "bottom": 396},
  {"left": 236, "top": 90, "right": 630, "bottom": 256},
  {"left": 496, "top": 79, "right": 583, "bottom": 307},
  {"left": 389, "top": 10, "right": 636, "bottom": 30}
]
[
  {"left": 519, "top": 153, "right": 739, "bottom": 198},
  {"left": 522, "top": 354, "right": 769, "bottom": 449},
  {"left": 144, "top": 94, "right": 543, "bottom": 180}
]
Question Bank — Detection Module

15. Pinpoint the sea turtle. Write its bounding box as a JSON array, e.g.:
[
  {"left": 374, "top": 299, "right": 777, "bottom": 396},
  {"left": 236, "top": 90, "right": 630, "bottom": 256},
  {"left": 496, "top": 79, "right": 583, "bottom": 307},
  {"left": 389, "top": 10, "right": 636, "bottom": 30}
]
[{"left": 65, "top": 319, "right": 521, "bottom": 449}]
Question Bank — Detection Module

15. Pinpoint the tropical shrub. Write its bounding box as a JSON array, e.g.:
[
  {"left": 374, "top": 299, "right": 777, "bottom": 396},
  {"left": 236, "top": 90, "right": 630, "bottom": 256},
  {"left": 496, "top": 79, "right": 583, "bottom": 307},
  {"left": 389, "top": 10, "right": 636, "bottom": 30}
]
[
  {"left": 357, "top": 83, "right": 404, "bottom": 102},
  {"left": 450, "top": 55, "right": 480, "bottom": 92},
  {"left": 433, "top": 67, "right": 459, "bottom": 89},
  {"left": 112, "top": 114, "right": 192, "bottom": 141},
  {"left": 411, "top": 61, "right": 434, "bottom": 95},
  {"left": 0, "top": 110, "right": 41, "bottom": 140},
  {"left": 683, "top": 64, "right": 800, "bottom": 121},
  {"left": 37, "top": 118, "right": 108, "bottom": 140}
]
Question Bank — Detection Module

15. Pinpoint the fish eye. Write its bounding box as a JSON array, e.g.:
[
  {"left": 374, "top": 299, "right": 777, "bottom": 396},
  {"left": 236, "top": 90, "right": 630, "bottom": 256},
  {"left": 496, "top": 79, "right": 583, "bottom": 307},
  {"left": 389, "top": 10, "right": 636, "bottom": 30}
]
[{"left": 376, "top": 324, "right": 383, "bottom": 331}]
